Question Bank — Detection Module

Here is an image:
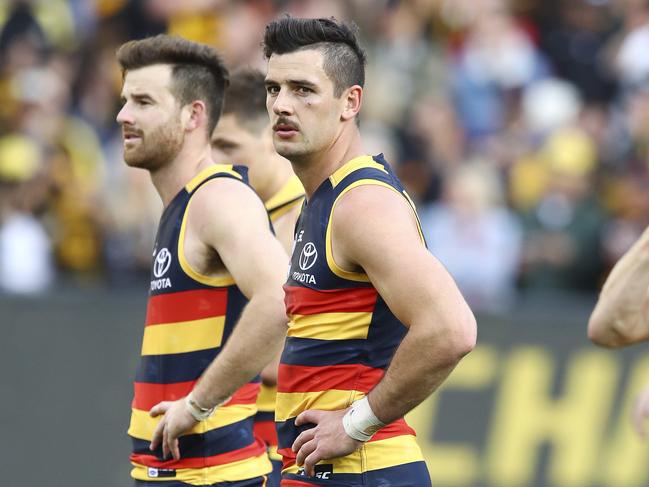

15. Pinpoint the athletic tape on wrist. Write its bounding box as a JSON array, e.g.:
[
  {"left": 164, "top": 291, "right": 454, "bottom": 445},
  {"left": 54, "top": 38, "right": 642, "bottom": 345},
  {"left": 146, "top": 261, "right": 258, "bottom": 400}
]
[
  {"left": 185, "top": 392, "right": 215, "bottom": 422},
  {"left": 342, "top": 396, "right": 386, "bottom": 442}
]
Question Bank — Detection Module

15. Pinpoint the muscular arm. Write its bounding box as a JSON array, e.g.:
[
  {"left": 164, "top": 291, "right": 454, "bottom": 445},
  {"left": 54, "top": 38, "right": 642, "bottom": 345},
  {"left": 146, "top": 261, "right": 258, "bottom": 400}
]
[
  {"left": 333, "top": 185, "right": 476, "bottom": 423},
  {"left": 588, "top": 226, "right": 649, "bottom": 348},
  {"left": 189, "top": 178, "right": 288, "bottom": 405},
  {"left": 292, "top": 185, "right": 476, "bottom": 474}
]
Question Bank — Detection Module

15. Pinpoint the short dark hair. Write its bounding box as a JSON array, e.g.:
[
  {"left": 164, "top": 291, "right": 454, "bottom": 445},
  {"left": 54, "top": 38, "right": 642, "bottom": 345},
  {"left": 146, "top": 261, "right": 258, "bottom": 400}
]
[
  {"left": 116, "top": 34, "right": 229, "bottom": 135},
  {"left": 222, "top": 69, "right": 268, "bottom": 133},
  {"left": 262, "top": 16, "right": 366, "bottom": 97}
]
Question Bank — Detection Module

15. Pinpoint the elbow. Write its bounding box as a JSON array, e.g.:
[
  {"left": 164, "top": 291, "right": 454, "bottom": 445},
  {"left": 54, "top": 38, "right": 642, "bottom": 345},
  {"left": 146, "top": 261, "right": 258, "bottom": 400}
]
[
  {"left": 587, "top": 314, "right": 629, "bottom": 349},
  {"left": 443, "top": 310, "right": 477, "bottom": 363},
  {"left": 271, "top": 295, "right": 289, "bottom": 328},
  {"left": 254, "top": 291, "right": 288, "bottom": 328},
  {"left": 455, "top": 311, "right": 477, "bottom": 358},
  {"left": 588, "top": 331, "right": 619, "bottom": 349},
  {"left": 587, "top": 302, "right": 645, "bottom": 348},
  {"left": 587, "top": 316, "right": 614, "bottom": 348},
  {"left": 409, "top": 306, "right": 477, "bottom": 365}
]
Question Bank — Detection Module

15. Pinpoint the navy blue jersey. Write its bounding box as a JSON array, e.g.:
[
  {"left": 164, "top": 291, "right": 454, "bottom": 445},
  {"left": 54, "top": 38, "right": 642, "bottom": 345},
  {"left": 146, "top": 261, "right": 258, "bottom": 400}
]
[{"left": 277, "top": 154, "right": 430, "bottom": 485}]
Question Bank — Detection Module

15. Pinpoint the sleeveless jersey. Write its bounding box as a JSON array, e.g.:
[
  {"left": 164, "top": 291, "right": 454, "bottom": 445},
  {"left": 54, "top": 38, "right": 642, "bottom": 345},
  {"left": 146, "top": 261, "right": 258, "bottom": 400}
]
[
  {"left": 128, "top": 165, "right": 271, "bottom": 485},
  {"left": 254, "top": 174, "right": 306, "bottom": 465},
  {"left": 277, "top": 155, "right": 428, "bottom": 481}
]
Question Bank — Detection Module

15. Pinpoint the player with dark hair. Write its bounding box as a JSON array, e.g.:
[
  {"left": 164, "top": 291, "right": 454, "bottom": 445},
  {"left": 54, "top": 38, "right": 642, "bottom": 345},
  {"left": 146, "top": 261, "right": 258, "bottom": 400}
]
[
  {"left": 212, "top": 70, "right": 304, "bottom": 252},
  {"left": 116, "top": 34, "right": 289, "bottom": 487},
  {"left": 211, "top": 69, "right": 305, "bottom": 487},
  {"left": 262, "top": 16, "right": 477, "bottom": 486}
]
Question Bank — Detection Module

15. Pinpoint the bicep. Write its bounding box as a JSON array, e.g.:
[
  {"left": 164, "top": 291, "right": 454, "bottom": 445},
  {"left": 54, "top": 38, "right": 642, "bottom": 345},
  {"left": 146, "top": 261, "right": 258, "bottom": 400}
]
[
  {"left": 192, "top": 181, "right": 288, "bottom": 299},
  {"left": 219, "top": 218, "right": 288, "bottom": 299},
  {"left": 334, "top": 186, "right": 467, "bottom": 327},
  {"left": 365, "top": 236, "right": 464, "bottom": 329}
]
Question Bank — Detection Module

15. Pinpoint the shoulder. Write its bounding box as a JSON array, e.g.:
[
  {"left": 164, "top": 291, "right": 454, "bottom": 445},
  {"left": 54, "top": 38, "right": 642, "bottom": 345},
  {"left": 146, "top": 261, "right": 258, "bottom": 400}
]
[
  {"left": 191, "top": 176, "right": 262, "bottom": 211},
  {"left": 187, "top": 176, "right": 267, "bottom": 233},
  {"left": 332, "top": 183, "right": 421, "bottom": 246},
  {"left": 334, "top": 182, "right": 414, "bottom": 223}
]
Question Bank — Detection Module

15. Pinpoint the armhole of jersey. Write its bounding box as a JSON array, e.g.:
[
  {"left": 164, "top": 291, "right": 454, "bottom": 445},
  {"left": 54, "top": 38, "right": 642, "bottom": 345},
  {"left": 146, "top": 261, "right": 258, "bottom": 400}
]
[
  {"left": 184, "top": 164, "right": 242, "bottom": 193},
  {"left": 325, "top": 179, "right": 426, "bottom": 282},
  {"left": 178, "top": 184, "right": 236, "bottom": 287}
]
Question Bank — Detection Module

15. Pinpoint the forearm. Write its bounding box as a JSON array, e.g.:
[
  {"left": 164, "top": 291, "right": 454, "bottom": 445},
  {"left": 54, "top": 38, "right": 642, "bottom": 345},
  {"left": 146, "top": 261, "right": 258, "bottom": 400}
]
[
  {"left": 589, "top": 229, "right": 649, "bottom": 347},
  {"left": 192, "top": 293, "right": 287, "bottom": 407},
  {"left": 367, "top": 320, "right": 474, "bottom": 424}
]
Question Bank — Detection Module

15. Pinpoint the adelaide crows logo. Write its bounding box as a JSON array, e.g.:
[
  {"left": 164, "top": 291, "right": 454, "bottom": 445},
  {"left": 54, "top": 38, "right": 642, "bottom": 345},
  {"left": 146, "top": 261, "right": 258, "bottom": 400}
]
[{"left": 299, "top": 242, "right": 318, "bottom": 271}]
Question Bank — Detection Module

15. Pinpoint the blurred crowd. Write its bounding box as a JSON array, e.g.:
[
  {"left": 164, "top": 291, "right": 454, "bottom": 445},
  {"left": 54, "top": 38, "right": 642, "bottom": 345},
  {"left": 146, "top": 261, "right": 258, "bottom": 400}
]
[{"left": 1, "top": 0, "right": 648, "bottom": 311}]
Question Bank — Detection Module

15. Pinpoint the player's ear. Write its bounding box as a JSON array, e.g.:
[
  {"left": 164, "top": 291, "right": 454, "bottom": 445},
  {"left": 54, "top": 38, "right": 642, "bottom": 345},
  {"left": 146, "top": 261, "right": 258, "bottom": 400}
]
[
  {"left": 341, "top": 85, "right": 362, "bottom": 122},
  {"left": 183, "top": 100, "right": 207, "bottom": 132}
]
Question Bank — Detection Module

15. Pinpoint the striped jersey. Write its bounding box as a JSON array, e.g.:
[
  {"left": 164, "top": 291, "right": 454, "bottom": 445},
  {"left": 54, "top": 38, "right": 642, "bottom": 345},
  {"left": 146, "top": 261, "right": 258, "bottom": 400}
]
[
  {"left": 128, "top": 165, "right": 271, "bottom": 484},
  {"left": 277, "top": 154, "right": 427, "bottom": 479},
  {"left": 254, "top": 174, "right": 305, "bottom": 463}
]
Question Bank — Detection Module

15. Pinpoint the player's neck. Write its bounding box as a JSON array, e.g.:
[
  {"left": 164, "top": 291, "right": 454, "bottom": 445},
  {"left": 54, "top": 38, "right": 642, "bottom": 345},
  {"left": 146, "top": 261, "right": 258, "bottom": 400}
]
[
  {"left": 150, "top": 141, "right": 214, "bottom": 208},
  {"left": 293, "top": 129, "right": 363, "bottom": 199}
]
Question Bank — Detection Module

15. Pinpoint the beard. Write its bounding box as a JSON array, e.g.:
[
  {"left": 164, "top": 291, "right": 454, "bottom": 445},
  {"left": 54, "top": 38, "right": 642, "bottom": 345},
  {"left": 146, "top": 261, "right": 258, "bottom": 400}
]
[{"left": 123, "top": 116, "right": 184, "bottom": 171}]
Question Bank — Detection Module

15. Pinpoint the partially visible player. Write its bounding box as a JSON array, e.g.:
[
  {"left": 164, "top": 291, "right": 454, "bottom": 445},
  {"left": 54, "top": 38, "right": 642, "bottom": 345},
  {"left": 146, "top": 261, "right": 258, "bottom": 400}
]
[
  {"left": 263, "top": 16, "right": 477, "bottom": 486},
  {"left": 589, "top": 226, "right": 649, "bottom": 437},
  {"left": 211, "top": 69, "right": 304, "bottom": 256},
  {"left": 588, "top": 226, "right": 649, "bottom": 347},
  {"left": 116, "top": 35, "right": 288, "bottom": 486},
  {"left": 211, "top": 69, "right": 305, "bottom": 487}
]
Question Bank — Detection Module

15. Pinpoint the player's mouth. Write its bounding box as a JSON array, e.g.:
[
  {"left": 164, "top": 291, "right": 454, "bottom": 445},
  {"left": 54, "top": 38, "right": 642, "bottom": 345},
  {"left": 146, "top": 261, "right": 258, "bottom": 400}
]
[
  {"left": 273, "top": 122, "right": 299, "bottom": 139},
  {"left": 123, "top": 131, "right": 143, "bottom": 145}
]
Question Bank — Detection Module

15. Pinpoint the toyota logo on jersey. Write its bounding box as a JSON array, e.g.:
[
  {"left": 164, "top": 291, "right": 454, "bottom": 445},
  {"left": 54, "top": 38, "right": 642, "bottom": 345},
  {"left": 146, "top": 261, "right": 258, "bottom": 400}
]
[
  {"left": 299, "top": 242, "right": 318, "bottom": 271},
  {"left": 153, "top": 248, "right": 172, "bottom": 278}
]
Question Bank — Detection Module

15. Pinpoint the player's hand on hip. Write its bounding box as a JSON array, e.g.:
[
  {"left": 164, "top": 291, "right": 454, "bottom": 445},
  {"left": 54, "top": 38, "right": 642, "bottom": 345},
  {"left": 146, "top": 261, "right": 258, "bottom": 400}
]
[
  {"left": 149, "top": 399, "right": 198, "bottom": 460},
  {"left": 632, "top": 386, "right": 649, "bottom": 439},
  {"left": 292, "top": 408, "right": 363, "bottom": 477}
]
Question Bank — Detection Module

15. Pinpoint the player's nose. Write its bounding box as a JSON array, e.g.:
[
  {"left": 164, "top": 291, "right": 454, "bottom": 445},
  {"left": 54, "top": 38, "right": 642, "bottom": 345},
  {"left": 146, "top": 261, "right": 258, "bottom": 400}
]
[
  {"left": 116, "top": 103, "right": 134, "bottom": 125},
  {"left": 271, "top": 88, "right": 294, "bottom": 117}
]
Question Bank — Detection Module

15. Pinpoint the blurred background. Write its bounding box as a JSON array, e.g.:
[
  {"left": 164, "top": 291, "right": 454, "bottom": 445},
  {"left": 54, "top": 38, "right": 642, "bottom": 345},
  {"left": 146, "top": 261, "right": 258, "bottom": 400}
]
[{"left": 1, "top": 0, "right": 649, "bottom": 485}]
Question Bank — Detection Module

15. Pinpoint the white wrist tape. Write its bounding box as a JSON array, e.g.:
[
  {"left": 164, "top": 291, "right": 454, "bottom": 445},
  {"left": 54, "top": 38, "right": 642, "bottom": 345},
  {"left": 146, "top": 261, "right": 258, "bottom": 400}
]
[
  {"left": 342, "top": 396, "right": 386, "bottom": 442},
  {"left": 185, "top": 392, "right": 215, "bottom": 422}
]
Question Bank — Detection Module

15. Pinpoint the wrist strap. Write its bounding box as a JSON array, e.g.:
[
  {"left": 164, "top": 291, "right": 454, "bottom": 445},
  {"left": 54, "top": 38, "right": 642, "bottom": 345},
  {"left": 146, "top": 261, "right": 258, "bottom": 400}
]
[
  {"left": 342, "top": 396, "right": 386, "bottom": 442},
  {"left": 185, "top": 392, "right": 215, "bottom": 422}
]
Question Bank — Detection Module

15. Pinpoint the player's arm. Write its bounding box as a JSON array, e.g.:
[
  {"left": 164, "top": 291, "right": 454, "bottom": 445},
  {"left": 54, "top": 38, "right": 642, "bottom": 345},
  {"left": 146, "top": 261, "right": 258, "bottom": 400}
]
[
  {"left": 150, "top": 178, "right": 288, "bottom": 459},
  {"left": 341, "top": 186, "right": 476, "bottom": 422},
  {"left": 293, "top": 185, "right": 476, "bottom": 474},
  {"left": 190, "top": 177, "right": 288, "bottom": 402},
  {"left": 588, "top": 226, "right": 649, "bottom": 348}
]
